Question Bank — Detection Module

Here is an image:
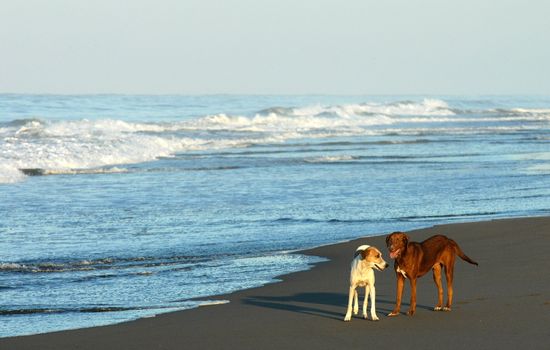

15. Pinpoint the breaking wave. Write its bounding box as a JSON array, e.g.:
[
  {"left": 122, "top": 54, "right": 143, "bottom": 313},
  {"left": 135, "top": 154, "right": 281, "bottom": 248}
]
[{"left": 1, "top": 98, "right": 548, "bottom": 184}]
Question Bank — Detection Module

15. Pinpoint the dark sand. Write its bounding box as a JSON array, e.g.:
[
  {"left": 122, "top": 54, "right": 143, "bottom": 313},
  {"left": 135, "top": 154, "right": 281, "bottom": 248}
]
[{"left": 3, "top": 217, "right": 550, "bottom": 349}]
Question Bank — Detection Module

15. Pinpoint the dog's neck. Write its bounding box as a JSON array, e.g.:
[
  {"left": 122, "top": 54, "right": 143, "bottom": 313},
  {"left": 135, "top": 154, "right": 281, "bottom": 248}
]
[
  {"left": 394, "top": 244, "right": 409, "bottom": 276},
  {"left": 398, "top": 242, "right": 409, "bottom": 260}
]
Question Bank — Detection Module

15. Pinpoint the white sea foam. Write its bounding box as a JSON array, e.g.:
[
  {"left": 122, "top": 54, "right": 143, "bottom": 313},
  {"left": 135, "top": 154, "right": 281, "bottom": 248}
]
[
  {"left": 40, "top": 167, "right": 129, "bottom": 176},
  {"left": 305, "top": 155, "right": 358, "bottom": 163},
  {"left": 198, "top": 300, "right": 230, "bottom": 307},
  {"left": 510, "top": 108, "right": 550, "bottom": 114},
  {"left": 0, "top": 162, "right": 27, "bottom": 183},
  {"left": 0, "top": 263, "right": 28, "bottom": 271},
  {"left": 1, "top": 99, "right": 547, "bottom": 184},
  {"left": 288, "top": 98, "right": 454, "bottom": 118},
  {"left": 0, "top": 122, "right": 286, "bottom": 184},
  {"left": 526, "top": 164, "right": 550, "bottom": 174}
]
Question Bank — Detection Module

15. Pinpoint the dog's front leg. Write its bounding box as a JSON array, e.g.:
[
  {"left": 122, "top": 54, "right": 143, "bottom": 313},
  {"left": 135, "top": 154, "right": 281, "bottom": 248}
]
[
  {"left": 344, "top": 286, "right": 355, "bottom": 321},
  {"left": 388, "top": 273, "right": 405, "bottom": 316},
  {"left": 362, "top": 285, "right": 370, "bottom": 319},
  {"left": 369, "top": 285, "right": 379, "bottom": 321},
  {"left": 407, "top": 278, "right": 417, "bottom": 316}
]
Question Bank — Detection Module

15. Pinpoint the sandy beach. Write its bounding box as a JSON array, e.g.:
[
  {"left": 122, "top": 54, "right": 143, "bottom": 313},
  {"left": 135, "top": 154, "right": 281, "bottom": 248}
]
[{"left": 2, "top": 216, "right": 550, "bottom": 349}]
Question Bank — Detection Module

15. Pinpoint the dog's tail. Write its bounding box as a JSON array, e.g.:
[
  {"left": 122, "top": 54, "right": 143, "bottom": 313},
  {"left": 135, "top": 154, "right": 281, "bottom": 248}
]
[{"left": 451, "top": 240, "right": 479, "bottom": 266}]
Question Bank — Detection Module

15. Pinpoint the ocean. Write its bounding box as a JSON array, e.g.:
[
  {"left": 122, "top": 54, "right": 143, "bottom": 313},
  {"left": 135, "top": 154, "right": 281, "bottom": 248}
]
[{"left": 1, "top": 95, "right": 549, "bottom": 337}]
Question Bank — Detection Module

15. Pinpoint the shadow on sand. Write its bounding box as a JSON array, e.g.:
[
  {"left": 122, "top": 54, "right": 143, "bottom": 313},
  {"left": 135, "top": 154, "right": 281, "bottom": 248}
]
[{"left": 243, "top": 292, "right": 433, "bottom": 320}]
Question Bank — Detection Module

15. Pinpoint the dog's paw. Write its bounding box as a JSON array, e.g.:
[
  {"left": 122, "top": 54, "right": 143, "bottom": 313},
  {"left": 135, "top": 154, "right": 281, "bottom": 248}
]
[
  {"left": 371, "top": 315, "right": 380, "bottom": 321},
  {"left": 363, "top": 313, "right": 368, "bottom": 319},
  {"left": 353, "top": 308, "right": 359, "bottom": 315},
  {"left": 406, "top": 309, "right": 416, "bottom": 316},
  {"left": 387, "top": 311, "right": 400, "bottom": 317},
  {"left": 434, "top": 306, "right": 443, "bottom": 311},
  {"left": 344, "top": 314, "right": 352, "bottom": 322},
  {"left": 442, "top": 307, "right": 451, "bottom": 312}
]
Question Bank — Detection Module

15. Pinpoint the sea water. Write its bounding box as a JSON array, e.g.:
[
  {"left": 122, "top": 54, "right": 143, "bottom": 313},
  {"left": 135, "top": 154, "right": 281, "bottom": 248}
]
[{"left": 1, "top": 95, "right": 549, "bottom": 337}]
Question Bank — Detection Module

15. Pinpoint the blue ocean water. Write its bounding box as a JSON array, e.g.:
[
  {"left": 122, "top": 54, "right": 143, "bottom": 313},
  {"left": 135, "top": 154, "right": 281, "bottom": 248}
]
[{"left": 1, "top": 95, "right": 549, "bottom": 337}]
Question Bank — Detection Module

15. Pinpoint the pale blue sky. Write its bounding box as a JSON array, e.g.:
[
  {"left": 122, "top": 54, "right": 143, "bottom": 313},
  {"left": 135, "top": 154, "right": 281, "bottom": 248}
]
[{"left": 1, "top": 0, "right": 549, "bottom": 94}]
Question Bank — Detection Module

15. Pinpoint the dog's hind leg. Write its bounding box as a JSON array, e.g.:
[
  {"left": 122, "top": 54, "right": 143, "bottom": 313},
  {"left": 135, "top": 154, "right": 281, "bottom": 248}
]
[
  {"left": 353, "top": 289, "right": 359, "bottom": 315},
  {"left": 444, "top": 259, "right": 455, "bottom": 311},
  {"left": 433, "top": 263, "right": 444, "bottom": 311},
  {"left": 363, "top": 285, "right": 370, "bottom": 319}
]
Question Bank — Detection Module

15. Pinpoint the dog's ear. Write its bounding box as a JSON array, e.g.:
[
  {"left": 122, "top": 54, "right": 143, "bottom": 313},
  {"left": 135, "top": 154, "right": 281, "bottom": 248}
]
[
  {"left": 385, "top": 235, "right": 391, "bottom": 245},
  {"left": 360, "top": 248, "right": 369, "bottom": 260},
  {"left": 402, "top": 233, "right": 410, "bottom": 245}
]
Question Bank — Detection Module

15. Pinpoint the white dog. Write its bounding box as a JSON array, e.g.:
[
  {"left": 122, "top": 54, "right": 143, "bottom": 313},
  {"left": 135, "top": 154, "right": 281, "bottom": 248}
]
[{"left": 344, "top": 245, "right": 388, "bottom": 321}]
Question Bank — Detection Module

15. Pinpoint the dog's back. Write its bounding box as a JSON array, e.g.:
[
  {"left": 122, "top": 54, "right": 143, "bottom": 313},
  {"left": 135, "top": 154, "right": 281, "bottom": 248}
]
[{"left": 420, "top": 235, "right": 478, "bottom": 267}]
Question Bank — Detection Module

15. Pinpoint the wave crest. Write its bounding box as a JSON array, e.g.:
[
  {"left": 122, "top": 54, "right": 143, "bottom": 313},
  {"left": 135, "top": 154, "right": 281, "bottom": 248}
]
[{"left": 1, "top": 98, "right": 547, "bottom": 184}]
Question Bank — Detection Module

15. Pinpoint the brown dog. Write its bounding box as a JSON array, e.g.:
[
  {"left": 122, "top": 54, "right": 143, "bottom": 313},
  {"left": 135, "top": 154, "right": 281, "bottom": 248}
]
[{"left": 385, "top": 232, "right": 478, "bottom": 316}]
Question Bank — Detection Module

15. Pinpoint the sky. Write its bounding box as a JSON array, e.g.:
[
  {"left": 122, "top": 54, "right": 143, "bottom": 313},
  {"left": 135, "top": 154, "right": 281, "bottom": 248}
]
[{"left": 1, "top": 0, "right": 549, "bottom": 95}]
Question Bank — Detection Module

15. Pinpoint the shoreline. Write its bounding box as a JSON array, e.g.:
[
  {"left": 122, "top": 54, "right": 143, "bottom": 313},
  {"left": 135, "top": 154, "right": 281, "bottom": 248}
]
[{"left": 2, "top": 216, "right": 550, "bottom": 349}]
